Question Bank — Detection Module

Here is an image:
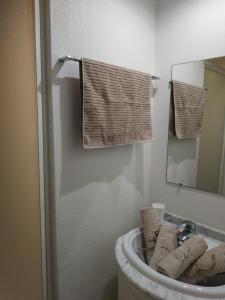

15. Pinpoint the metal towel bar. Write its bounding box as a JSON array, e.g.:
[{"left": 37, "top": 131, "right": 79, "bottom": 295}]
[{"left": 59, "top": 55, "right": 160, "bottom": 80}]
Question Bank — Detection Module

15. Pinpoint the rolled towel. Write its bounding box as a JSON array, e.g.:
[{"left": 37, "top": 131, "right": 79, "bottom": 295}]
[
  {"left": 140, "top": 208, "right": 161, "bottom": 261},
  {"left": 157, "top": 235, "right": 208, "bottom": 279},
  {"left": 180, "top": 244, "right": 225, "bottom": 284},
  {"left": 150, "top": 225, "right": 179, "bottom": 269}
]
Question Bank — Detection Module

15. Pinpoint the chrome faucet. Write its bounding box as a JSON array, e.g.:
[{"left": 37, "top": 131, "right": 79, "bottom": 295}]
[{"left": 178, "top": 220, "right": 197, "bottom": 245}]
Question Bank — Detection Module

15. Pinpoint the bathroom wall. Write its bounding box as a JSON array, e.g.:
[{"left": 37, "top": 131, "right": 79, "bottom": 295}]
[
  {"left": 167, "top": 61, "right": 205, "bottom": 188},
  {"left": 152, "top": 0, "right": 225, "bottom": 231},
  {"left": 48, "top": 0, "right": 156, "bottom": 299}
]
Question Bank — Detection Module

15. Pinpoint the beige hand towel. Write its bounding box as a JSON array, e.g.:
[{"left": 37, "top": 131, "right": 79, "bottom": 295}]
[
  {"left": 150, "top": 225, "right": 179, "bottom": 269},
  {"left": 82, "top": 58, "right": 153, "bottom": 148},
  {"left": 171, "top": 80, "right": 206, "bottom": 139},
  {"left": 140, "top": 208, "right": 161, "bottom": 261},
  {"left": 180, "top": 243, "right": 225, "bottom": 284},
  {"left": 169, "top": 85, "right": 176, "bottom": 137},
  {"left": 157, "top": 236, "right": 208, "bottom": 279}
]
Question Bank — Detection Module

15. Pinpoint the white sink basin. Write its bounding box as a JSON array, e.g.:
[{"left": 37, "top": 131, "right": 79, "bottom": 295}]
[
  {"left": 204, "top": 235, "right": 220, "bottom": 249},
  {"left": 115, "top": 227, "right": 225, "bottom": 300}
]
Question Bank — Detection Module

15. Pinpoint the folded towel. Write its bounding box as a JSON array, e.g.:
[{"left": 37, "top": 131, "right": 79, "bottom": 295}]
[
  {"left": 82, "top": 58, "right": 153, "bottom": 148},
  {"left": 157, "top": 236, "right": 208, "bottom": 279},
  {"left": 150, "top": 225, "right": 179, "bottom": 269},
  {"left": 171, "top": 80, "right": 206, "bottom": 139},
  {"left": 180, "top": 244, "right": 225, "bottom": 284},
  {"left": 140, "top": 208, "right": 161, "bottom": 262}
]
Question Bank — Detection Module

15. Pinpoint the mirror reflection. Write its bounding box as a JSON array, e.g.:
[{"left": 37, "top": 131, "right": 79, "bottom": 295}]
[{"left": 167, "top": 56, "right": 225, "bottom": 196}]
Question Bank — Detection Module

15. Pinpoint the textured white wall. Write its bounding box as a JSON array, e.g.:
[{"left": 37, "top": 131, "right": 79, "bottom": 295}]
[
  {"left": 49, "top": 1, "right": 156, "bottom": 299},
  {"left": 152, "top": 0, "right": 225, "bottom": 231}
]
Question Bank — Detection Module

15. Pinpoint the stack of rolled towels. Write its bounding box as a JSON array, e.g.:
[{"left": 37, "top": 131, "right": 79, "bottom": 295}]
[{"left": 140, "top": 205, "right": 225, "bottom": 284}]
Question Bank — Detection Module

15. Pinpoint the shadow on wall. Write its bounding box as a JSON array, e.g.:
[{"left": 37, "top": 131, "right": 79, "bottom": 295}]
[
  {"left": 100, "top": 277, "right": 118, "bottom": 300},
  {"left": 86, "top": 276, "right": 117, "bottom": 300},
  {"left": 52, "top": 62, "right": 145, "bottom": 196}
]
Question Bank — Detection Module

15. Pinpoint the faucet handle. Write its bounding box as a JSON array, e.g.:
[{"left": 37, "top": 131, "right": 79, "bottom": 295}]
[
  {"left": 177, "top": 220, "right": 197, "bottom": 245},
  {"left": 178, "top": 220, "right": 197, "bottom": 234}
]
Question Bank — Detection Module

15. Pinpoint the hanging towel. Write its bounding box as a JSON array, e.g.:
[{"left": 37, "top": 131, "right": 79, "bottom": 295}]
[
  {"left": 171, "top": 80, "right": 206, "bottom": 139},
  {"left": 169, "top": 85, "right": 176, "bottom": 137},
  {"left": 82, "top": 58, "right": 153, "bottom": 148}
]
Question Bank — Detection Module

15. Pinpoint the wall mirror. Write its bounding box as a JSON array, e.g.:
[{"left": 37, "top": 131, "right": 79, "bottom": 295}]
[{"left": 167, "top": 56, "right": 225, "bottom": 196}]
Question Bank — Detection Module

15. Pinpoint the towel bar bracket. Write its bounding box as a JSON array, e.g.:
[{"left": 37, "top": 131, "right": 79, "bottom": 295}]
[
  {"left": 59, "top": 55, "right": 81, "bottom": 63},
  {"left": 169, "top": 80, "right": 208, "bottom": 91},
  {"left": 58, "top": 55, "right": 160, "bottom": 80}
]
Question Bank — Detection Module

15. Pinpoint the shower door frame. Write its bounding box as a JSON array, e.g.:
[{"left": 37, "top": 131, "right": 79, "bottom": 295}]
[{"left": 35, "top": 0, "right": 50, "bottom": 299}]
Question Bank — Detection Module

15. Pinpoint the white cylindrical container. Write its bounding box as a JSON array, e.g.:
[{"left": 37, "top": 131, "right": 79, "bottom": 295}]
[{"left": 152, "top": 203, "right": 165, "bottom": 223}]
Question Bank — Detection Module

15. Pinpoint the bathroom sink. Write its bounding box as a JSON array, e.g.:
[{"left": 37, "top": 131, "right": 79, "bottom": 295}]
[{"left": 115, "top": 227, "right": 225, "bottom": 300}]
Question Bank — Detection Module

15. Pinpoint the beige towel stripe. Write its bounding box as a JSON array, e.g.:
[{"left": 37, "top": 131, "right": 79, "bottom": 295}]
[
  {"left": 169, "top": 86, "right": 176, "bottom": 137},
  {"left": 180, "top": 243, "right": 225, "bottom": 284},
  {"left": 82, "top": 58, "right": 153, "bottom": 148},
  {"left": 150, "top": 225, "right": 179, "bottom": 270},
  {"left": 140, "top": 208, "right": 161, "bottom": 248},
  {"left": 168, "top": 80, "right": 206, "bottom": 139},
  {"left": 173, "top": 80, "right": 206, "bottom": 139},
  {"left": 157, "top": 236, "right": 208, "bottom": 279}
]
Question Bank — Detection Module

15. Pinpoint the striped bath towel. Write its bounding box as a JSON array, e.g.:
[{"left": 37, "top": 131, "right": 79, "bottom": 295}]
[
  {"left": 169, "top": 84, "right": 176, "bottom": 137},
  {"left": 170, "top": 80, "right": 206, "bottom": 139},
  {"left": 82, "top": 58, "right": 153, "bottom": 148}
]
